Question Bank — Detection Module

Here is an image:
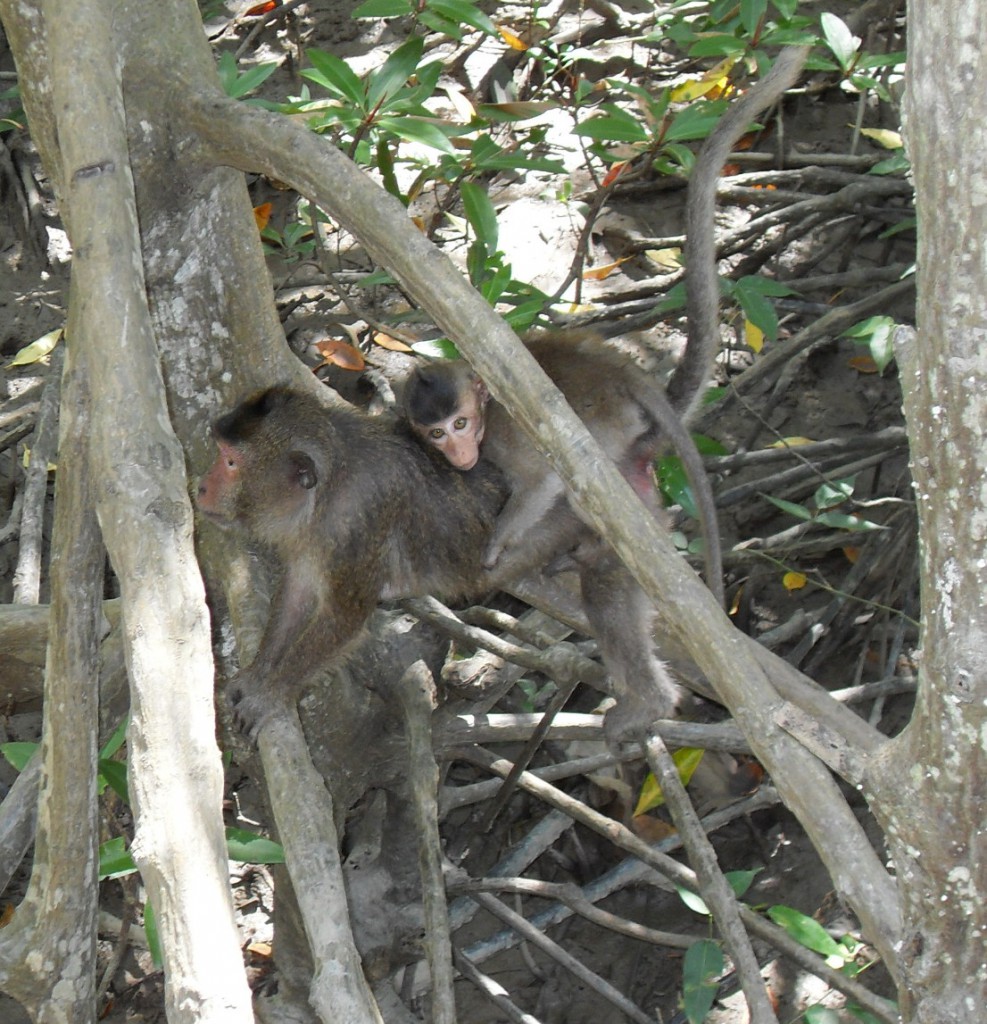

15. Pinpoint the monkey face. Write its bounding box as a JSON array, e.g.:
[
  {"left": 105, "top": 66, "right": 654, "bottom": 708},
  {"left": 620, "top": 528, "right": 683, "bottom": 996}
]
[{"left": 418, "top": 380, "right": 488, "bottom": 470}]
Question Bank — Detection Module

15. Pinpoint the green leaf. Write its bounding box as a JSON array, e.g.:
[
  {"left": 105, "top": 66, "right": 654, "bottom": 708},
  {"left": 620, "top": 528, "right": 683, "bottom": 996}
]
[
  {"left": 657, "top": 454, "right": 699, "bottom": 519},
  {"left": 225, "top": 827, "right": 286, "bottom": 864},
  {"left": 813, "top": 511, "right": 884, "bottom": 532},
  {"left": 739, "top": 0, "right": 767, "bottom": 35},
  {"left": 724, "top": 869, "right": 760, "bottom": 899},
  {"left": 843, "top": 314, "right": 896, "bottom": 372},
  {"left": 376, "top": 116, "right": 456, "bottom": 154},
  {"left": 771, "top": 0, "right": 800, "bottom": 18},
  {"left": 847, "top": 1004, "right": 891, "bottom": 1024},
  {"left": 767, "top": 905, "right": 846, "bottom": 959},
  {"left": 99, "top": 758, "right": 130, "bottom": 804},
  {"left": 411, "top": 338, "right": 461, "bottom": 359},
  {"left": 574, "top": 107, "right": 649, "bottom": 144},
  {"left": 100, "top": 715, "right": 129, "bottom": 760},
  {"left": 665, "top": 101, "right": 728, "bottom": 143},
  {"left": 814, "top": 476, "right": 854, "bottom": 509},
  {"left": 144, "top": 900, "right": 163, "bottom": 968},
  {"left": 657, "top": 280, "right": 687, "bottom": 313},
  {"left": 427, "top": 0, "right": 496, "bottom": 34},
  {"left": 857, "top": 51, "right": 906, "bottom": 70},
  {"left": 303, "top": 49, "right": 365, "bottom": 105},
  {"left": 676, "top": 885, "right": 711, "bottom": 916},
  {"left": 732, "top": 280, "right": 779, "bottom": 340},
  {"left": 470, "top": 134, "right": 565, "bottom": 173},
  {"left": 367, "top": 37, "right": 425, "bottom": 109},
  {"left": 689, "top": 35, "right": 746, "bottom": 60},
  {"left": 682, "top": 939, "right": 723, "bottom": 1023},
  {"left": 820, "top": 12, "right": 860, "bottom": 71},
  {"left": 735, "top": 275, "right": 796, "bottom": 297},
  {"left": 357, "top": 268, "right": 396, "bottom": 287},
  {"left": 476, "top": 100, "right": 558, "bottom": 123},
  {"left": 419, "top": 9, "right": 463, "bottom": 38},
  {"left": 353, "top": 0, "right": 412, "bottom": 15},
  {"left": 99, "top": 837, "right": 138, "bottom": 880},
  {"left": 1, "top": 741, "right": 38, "bottom": 772},
  {"left": 460, "top": 181, "right": 500, "bottom": 252},
  {"left": 693, "top": 433, "right": 729, "bottom": 456},
  {"left": 761, "top": 493, "right": 813, "bottom": 521}
]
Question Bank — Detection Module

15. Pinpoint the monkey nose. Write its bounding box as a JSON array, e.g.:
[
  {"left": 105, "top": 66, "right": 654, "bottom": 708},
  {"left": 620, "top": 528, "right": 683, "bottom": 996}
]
[{"left": 448, "top": 445, "right": 479, "bottom": 471}]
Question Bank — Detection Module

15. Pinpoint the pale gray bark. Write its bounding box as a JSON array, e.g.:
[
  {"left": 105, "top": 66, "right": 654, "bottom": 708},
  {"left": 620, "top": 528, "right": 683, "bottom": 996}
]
[
  {"left": 0, "top": 244, "right": 102, "bottom": 1022},
  {"left": 867, "top": 2, "right": 987, "bottom": 1019}
]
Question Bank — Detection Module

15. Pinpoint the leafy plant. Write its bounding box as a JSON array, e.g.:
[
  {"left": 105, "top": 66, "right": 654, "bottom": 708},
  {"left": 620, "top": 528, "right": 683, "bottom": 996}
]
[
  {"left": 216, "top": 51, "right": 278, "bottom": 100},
  {"left": 815, "top": 13, "right": 905, "bottom": 101},
  {"left": 1, "top": 726, "right": 284, "bottom": 964},
  {"left": 762, "top": 475, "right": 885, "bottom": 533},
  {"left": 353, "top": 0, "right": 496, "bottom": 42},
  {"left": 843, "top": 315, "right": 897, "bottom": 373},
  {"left": 675, "top": 878, "right": 891, "bottom": 1023}
]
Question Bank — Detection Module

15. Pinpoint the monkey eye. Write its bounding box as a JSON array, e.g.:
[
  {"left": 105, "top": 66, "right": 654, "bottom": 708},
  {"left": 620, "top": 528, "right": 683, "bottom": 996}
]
[
  {"left": 429, "top": 428, "right": 445, "bottom": 440},
  {"left": 453, "top": 417, "right": 468, "bottom": 431}
]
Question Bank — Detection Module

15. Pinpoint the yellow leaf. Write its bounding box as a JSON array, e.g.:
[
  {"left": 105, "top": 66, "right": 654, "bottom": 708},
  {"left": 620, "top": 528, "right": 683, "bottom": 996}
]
[
  {"left": 644, "top": 247, "right": 682, "bottom": 270},
  {"left": 783, "top": 571, "right": 808, "bottom": 591},
  {"left": 253, "top": 202, "right": 272, "bottom": 231},
  {"left": 498, "top": 25, "right": 528, "bottom": 50},
  {"left": 583, "top": 256, "right": 631, "bottom": 281},
  {"left": 745, "top": 320, "right": 764, "bottom": 352},
  {"left": 859, "top": 127, "right": 903, "bottom": 150},
  {"left": 768, "top": 436, "right": 815, "bottom": 448},
  {"left": 671, "top": 57, "right": 735, "bottom": 102},
  {"left": 633, "top": 748, "right": 706, "bottom": 816},
  {"left": 7, "top": 328, "right": 63, "bottom": 368},
  {"left": 372, "top": 332, "right": 413, "bottom": 353},
  {"left": 22, "top": 447, "right": 57, "bottom": 472},
  {"left": 842, "top": 546, "right": 861, "bottom": 563}
]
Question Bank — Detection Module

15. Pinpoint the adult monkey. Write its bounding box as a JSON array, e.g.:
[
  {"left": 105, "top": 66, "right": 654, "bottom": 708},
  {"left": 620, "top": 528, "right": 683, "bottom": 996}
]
[
  {"left": 404, "top": 48, "right": 808, "bottom": 725},
  {"left": 197, "top": 387, "right": 509, "bottom": 738}
]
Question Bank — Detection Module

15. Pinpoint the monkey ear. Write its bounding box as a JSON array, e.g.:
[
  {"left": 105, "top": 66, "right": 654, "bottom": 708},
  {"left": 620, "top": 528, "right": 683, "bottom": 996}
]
[
  {"left": 289, "top": 450, "right": 318, "bottom": 489},
  {"left": 475, "top": 378, "right": 491, "bottom": 407}
]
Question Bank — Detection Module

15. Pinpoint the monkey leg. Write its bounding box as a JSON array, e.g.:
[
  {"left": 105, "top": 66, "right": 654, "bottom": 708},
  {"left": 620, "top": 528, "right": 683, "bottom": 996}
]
[{"left": 578, "top": 551, "right": 689, "bottom": 740}]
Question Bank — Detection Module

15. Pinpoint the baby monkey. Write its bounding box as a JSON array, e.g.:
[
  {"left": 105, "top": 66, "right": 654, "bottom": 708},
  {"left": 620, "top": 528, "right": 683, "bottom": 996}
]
[
  {"left": 404, "top": 45, "right": 812, "bottom": 603},
  {"left": 404, "top": 331, "right": 724, "bottom": 603}
]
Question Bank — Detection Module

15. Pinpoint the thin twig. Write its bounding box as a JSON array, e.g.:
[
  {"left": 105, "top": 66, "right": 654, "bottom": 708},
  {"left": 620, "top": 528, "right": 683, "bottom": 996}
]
[
  {"left": 469, "top": 890, "right": 657, "bottom": 1024},
  {"left": 645, "top": 731, "right": 779, "bottom": 1023}
]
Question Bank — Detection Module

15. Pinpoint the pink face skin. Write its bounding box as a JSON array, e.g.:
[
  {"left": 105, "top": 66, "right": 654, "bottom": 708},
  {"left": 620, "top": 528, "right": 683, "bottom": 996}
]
[
  {"left": 425, "top": 402, "right": 485, "bottom": 469},
  {"left": 420, "top": 380, "right": 488, "bottom": 470}
]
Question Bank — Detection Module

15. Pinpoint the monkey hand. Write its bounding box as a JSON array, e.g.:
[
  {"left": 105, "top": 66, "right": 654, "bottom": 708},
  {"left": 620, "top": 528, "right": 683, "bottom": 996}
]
[{"left": 228, "top": 671, "right": 289, "bottom": 744}]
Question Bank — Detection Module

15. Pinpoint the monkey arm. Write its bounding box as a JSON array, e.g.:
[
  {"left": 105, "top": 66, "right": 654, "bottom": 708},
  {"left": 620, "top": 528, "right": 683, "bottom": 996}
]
[
  {"left": 229, "top": 563, "right": 377, "bottom": 740},
  {"left": 484, "top": 475, "right": 566, "bottom": 568}
]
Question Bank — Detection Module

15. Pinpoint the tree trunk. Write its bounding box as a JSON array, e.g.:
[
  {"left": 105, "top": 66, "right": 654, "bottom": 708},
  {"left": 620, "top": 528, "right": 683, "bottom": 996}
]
[{"left": 867, "top": 1, "right": 987, "bottom": 1020}]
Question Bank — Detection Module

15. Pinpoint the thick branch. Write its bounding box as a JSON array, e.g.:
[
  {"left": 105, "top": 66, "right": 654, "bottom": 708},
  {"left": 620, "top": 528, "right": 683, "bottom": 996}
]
[{"left": 185, "top": 91, "right": 901, "bottom": 962}]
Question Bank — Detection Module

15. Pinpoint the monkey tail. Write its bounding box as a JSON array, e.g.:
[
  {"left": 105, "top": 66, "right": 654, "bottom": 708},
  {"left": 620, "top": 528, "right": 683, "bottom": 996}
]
[
  {"left": 669, "top": 45, "right": 810, "bottom": 422},
  {"left": 633, "top": 382, "right": 726, "bottom": 609}
]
